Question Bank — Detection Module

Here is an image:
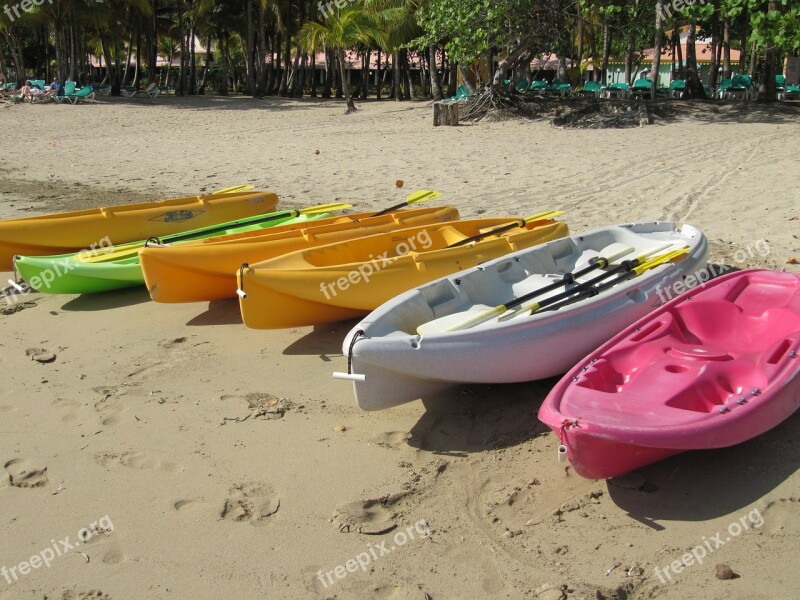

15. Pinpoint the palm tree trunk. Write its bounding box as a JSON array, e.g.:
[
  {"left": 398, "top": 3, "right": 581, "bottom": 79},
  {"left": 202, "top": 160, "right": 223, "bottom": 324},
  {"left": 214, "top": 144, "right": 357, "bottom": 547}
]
[
  {"left": 429, "top": 45, "right": 442, "bottom": 101},
  {"left": 722, "top": 15, "right": 732, "bottom": 80},
  {"left": 392, "top": 52, "right": 402, "bottom": 100},
  {"left": 685, "top": 22, "right": 706, "bottom": 98},
  {"left": 199, "top": 33, "right": 213, "bottom": 94},
  {"left": 245, "top": 0, "right": 258, "bottom": 96},
  {"left": 338, "top": 49, "right": 355, "bottom": 113},
  {"left": 376, "top": 49, "right": 381, "bottom": 99},
  {"left": 650, "top": 1, "right": 664, "bottom": 98},
  {"left": 601, "top": 18, "right": 610, "bottom": 85},
  {"left": 218, "top": 32, "right": 229, "bottom": 95}
]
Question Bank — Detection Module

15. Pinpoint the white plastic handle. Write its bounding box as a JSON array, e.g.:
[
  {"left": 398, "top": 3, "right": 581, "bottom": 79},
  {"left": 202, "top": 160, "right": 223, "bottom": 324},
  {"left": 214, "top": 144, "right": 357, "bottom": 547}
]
[
  {"left": 332, "top": 372, "right": 366, "bottom": 382},
  {"left": 557, "top": 445, "right": 567, "bottom": 463},
  {"left": 7, "top": 279, "right": 24, "bottom": 292},
  {"left": 236, "top": 289, "right": 247, "bottom": 299}
]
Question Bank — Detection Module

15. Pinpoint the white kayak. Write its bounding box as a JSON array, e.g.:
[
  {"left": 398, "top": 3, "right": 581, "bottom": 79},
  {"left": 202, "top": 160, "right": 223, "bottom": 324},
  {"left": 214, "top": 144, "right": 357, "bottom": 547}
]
[{"left": 336, "top": 222, "right": 708, "bottom": 410}]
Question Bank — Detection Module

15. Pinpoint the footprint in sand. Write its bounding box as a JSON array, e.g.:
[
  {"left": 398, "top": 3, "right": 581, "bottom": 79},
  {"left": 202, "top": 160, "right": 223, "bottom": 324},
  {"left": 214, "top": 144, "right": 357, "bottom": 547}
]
[
  {"left": 1, "top": 301, "right": 37, "bottom": 315},
  {"left": 761, "top": 497, "right": 800, "bottom": 534},
  {"left": 173, "top": 498, "right": 203, "bottom": 511},
  {"left": 368, "top": 431, "right": 412, "bottom": 449},
  {"left": 94, "top": 451, "right": 183, "bottom": 473},
  {"left": 60, "top": 590, "right": 113, "bottom": 600},
  {"left": 349, "top": 583, "right": 430, "bottom": 600},
  {"left": 93, "top": 390, "right": 123, "bottom": 426},
  {"left": 332, "top": 493, "right": 410, "bottom": 534},
  {"left": 220, "top": 483, "right": 280, "bottom": 525},
  {"left": 52, "top": 397, "right": 84, "bottom": 423},
  {"left": 4, "top": 458, "right": 48, "bottom": 488}
]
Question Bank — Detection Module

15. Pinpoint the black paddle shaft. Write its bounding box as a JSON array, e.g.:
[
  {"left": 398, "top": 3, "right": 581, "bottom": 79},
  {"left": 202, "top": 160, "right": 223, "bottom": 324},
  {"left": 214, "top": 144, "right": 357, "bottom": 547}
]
[
  {"left": 537, "top": 266, "right": 642, "bottom": 314},
  {"left": 503, "top": 255, "right": 612, "bottom": 311}
]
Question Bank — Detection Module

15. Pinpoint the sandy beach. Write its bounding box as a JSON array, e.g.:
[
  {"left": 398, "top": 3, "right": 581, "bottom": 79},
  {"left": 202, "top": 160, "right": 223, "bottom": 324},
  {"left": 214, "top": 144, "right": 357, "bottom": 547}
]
[{"left": 1, "top": 96, "right": 799, "bottom": 600}]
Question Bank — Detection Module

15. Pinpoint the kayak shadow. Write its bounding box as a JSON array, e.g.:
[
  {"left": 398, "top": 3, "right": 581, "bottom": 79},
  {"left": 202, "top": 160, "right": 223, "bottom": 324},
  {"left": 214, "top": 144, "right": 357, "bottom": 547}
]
[
  {"left": 607, "top": 411, "right": 800, "bottom": 526},
  {"left": 59, "top": 287, "right": 152, "bottom": 311},
  {"left": 186, "top": 299, "right": 242, "bottom": 326},
  {"left": 406, "top": 378, "right": 559, "bottom": 457},
  {"left": 281, "top": 319, "right": 359, "bottom": 356}
]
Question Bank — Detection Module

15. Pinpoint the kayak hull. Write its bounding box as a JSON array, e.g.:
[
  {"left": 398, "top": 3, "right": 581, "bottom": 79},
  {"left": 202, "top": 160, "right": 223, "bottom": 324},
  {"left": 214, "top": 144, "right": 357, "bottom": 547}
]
[
  {"left": 140, "top": 206, "right": 460, "bottom": 303},
  {"left": 13, "top": 212, "right": 323, "bottom": 294},
  {"left": 539, "top": 269, "right": 800, "bottom": 479},
  {"left": 341, "top": 222, "right": 708, "bottom": 410},
  {"left": 238, "top": 218, "right": 569, "bottom": 329},
  {"left": 0, "top": 190, "right": 277, "bottom": 271}
]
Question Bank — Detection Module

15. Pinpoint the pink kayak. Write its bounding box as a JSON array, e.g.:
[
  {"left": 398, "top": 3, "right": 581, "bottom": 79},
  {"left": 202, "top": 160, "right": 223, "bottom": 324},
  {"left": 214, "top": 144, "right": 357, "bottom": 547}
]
[{"left": 539, "top": 269, "right": 800, "bottom": 479}]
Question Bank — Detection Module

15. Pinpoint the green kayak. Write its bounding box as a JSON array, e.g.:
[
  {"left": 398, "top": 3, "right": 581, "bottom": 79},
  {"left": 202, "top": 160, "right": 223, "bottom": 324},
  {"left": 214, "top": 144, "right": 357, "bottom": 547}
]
[{"left": 13, "top": 204, "right": 342, "bottom": 294}]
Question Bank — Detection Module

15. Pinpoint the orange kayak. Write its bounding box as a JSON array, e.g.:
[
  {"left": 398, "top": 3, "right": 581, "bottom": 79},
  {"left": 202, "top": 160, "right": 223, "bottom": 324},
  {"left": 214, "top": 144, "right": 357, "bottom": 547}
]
[{"left": 140, "top": 206, "right": 460, "bottom": 303}]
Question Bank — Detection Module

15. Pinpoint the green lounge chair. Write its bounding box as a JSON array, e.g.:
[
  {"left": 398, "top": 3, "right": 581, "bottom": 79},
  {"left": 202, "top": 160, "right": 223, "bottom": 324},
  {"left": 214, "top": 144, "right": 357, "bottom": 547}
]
[
  {"left": 669, "top": 79, "right": 686, "bottom": 98},
  {"left": 776, "top": 75, "right": 786, "bottom": 98},
  {"left": 515, "top": 79, "right": 529, "bottom": 92},
  {"left": 443, "top": 84, "right": 472, "bottom": 103},
  {"left": 786, "top": 83, "right": 800, "bottom": 99},
  {"left": 726, "top": 74, "right": 752, "bottom": 100},
  {"left": 631, "top": 78, "right": 654, "bottom": 99},
  {"left": 64, "top": 85, "right": 96, "bottom": 104},
  {"left": 54, "top": 81, "right": 77, "bottom": 103},
  {"left": 528, "top": 80, "right": 549, "bottom": 93},
  {"left": 604, "top": 82, "right": 630, "bottom": 99},
  {"left": 547, "top": 81, "right": 572, "bottom": 96},
  {"left": 579, "top": 81, "right": 603, "bottom": 96}
]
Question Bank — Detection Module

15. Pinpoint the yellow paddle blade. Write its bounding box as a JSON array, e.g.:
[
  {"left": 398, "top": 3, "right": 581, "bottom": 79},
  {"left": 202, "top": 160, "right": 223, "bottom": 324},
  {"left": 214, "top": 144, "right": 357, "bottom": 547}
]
[
  {"left": 212, "top": 185, "right": 254, "bottom": 195},
  {"left": 406, "top": 190, "right": 442, "bottom": 205},
  {"left": 632, "top": 246, "right": 690, "bottom": 275},
  {"left": 298, "top": 202, "right": 352, "bottom": 214},
  {"left": 523, "top": 209, "right": 564, "bottom": 222}
]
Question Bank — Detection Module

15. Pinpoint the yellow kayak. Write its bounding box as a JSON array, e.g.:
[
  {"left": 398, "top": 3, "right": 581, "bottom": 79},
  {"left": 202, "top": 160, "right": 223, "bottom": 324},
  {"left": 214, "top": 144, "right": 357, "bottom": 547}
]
[
  {"left": 238, "top": 214, "right": 569, "bottom": 329},
  {"left": 0, "top": 188, "right": 277, "bottom": 270},
  {"left": 140, "top": 205, "right": 460, "bottom": 303}
]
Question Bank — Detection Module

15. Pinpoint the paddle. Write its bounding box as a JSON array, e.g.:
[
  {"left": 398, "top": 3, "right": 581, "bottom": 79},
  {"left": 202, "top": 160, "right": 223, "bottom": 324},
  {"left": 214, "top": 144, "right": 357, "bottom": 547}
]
[
  {"left": 79, "top": 202, "right": 352, "bottom": 263},
  {"left": 418, "top": 243, "right": 636, "bottom": 334},
  {"left": 212, "top": 185, "right": 255, "bottom": 195},
  {"left": 370, "top": 190, "right": 442, "bottom": 217},
  {"left": 446, "top": 210, "right": 564, "bottom": 249},
  {"left": 502, "top": 245, "right": 689, "bottom": 321}
]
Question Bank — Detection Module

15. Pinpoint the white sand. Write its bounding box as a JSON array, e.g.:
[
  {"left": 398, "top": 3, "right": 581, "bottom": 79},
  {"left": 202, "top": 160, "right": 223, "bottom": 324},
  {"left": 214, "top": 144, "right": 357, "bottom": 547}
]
[{"left": 0, "top": 95, "right": 798, "bottom": 600}]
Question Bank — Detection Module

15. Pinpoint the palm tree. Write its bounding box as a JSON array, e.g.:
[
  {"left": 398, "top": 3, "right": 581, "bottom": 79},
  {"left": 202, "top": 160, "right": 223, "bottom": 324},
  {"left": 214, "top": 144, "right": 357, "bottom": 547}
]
[{"left": 300, "top": 5, "right": 386, "bottom": 113}]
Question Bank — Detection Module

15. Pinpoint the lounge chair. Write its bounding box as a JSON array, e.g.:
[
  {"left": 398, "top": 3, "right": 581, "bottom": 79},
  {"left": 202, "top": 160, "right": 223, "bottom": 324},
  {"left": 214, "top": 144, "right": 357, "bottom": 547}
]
[
  {"left": 725, "top": 74, "right": 753, "bottom": 100},
  {"left": 53, "top": 81, "right": 77, "bottom": 103},
  {"left": 578, "top": 81, "right": 603, "bottom": 97},
  {"left": 121, "top": 82, "right": 160, "bottom": 98},
  {"left": 443, "top": 84, "right": 472, "bottom": 103},
  {"left": 776, "top": 75, "right": 786, "bottom": 99},
  {"left": 669, "top": 79, "right": 686, "bottom": 98},
  {"left": 64, "top": 86, "right": 96, "bottom": 104},
  {"left": 515, "top": 80, "right": 529, "bottom": 92},
  {"left": 630, "top": 78, "right": 654, "bottom": 99},
  {"left": 547, "top": 81, "right": 572, "bottom": 97},
  {"left": 528, "top": 80, "right": 549, "bottom": 93},
  {"left": 603, "top": 82, "right": 630, "bottom": 99}
]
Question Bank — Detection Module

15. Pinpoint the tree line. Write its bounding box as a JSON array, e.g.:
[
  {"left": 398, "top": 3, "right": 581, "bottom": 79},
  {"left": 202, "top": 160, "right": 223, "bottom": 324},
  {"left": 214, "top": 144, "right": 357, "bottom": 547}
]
[{"left": 1, "top": 0, "right": 797, "bottom": 104}]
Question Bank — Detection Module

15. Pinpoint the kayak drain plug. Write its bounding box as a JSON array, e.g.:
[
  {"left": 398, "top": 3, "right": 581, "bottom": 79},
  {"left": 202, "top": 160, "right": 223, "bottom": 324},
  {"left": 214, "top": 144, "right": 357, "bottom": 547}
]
[{"left": 557, "top": 445, "right": 567, "bottom": 463}]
